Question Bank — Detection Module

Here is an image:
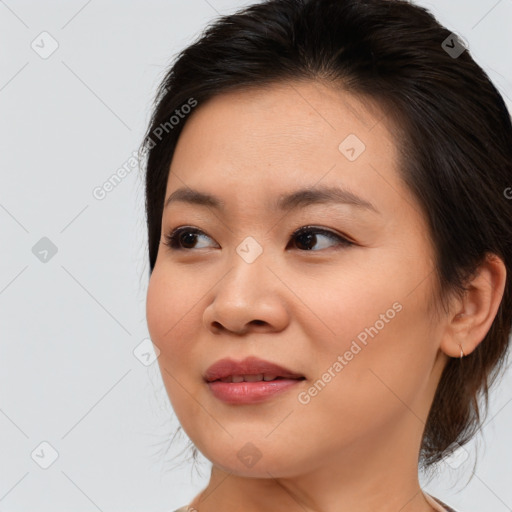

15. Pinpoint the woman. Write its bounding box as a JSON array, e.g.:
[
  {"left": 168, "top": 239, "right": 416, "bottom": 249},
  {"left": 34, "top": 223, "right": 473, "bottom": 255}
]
[{"left": 141, "top": 0, "right": 512, "bottom": 510}]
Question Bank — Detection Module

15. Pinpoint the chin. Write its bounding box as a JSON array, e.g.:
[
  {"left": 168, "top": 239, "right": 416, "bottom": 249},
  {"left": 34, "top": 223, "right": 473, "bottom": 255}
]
[{"left": 201, "top": 441, "right": 306, "bottom": 479}]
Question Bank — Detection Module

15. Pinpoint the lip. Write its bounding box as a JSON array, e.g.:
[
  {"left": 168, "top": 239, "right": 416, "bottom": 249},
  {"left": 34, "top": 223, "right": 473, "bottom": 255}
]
[
  {"left": 204, "top": 356, "right": 304, "bottom": 382},
  {"left": 204, "top": 356, "right": 305, "bottom": 405}
]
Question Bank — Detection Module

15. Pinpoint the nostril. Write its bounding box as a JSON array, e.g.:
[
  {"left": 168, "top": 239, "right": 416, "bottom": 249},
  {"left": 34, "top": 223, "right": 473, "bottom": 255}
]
[
  {"left": 211, "top": 321, "right": 224, "bottom": 332},
  {"left": 210, "top": 319, "right": 267, "bottom": 334}
]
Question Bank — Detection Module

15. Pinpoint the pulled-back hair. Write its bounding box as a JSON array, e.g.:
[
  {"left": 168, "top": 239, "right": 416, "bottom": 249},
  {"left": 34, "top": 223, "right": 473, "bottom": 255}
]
[{"left": 141, "top": 0, "right": 512, "bottom": 470}]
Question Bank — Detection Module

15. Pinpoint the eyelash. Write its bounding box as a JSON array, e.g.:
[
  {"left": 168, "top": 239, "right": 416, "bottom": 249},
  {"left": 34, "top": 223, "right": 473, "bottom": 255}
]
[{"left": 162, "top": 225, "right": 354, "bottom": 252}]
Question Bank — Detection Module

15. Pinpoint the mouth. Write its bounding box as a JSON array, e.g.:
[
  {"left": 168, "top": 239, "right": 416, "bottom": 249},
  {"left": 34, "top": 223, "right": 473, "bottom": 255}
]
[
  {"left": 204, "top": 356, "right": 305, "bottom": 383},
  {"left": 204, "top": 356, "right": 305, "bottom": 405},
  {"left": 211, "top": 374, "right": 305, "bottom": 383}
]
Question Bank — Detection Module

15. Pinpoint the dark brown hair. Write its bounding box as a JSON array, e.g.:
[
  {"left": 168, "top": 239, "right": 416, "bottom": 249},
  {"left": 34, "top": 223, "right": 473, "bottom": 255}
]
[{"left": 141, "top": 0, "right": 512, "bottom": 471}]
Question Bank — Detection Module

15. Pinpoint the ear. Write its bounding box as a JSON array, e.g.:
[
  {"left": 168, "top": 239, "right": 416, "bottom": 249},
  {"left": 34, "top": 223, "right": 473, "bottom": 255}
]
[{"left": 439, "top": 253, "right": 507, "bottom": 358}]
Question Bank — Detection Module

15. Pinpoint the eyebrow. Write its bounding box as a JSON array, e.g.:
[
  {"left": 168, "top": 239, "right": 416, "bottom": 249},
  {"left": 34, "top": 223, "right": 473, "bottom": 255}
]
[{"left": 164, "top": 185, "right": 379, "bottom": 214}]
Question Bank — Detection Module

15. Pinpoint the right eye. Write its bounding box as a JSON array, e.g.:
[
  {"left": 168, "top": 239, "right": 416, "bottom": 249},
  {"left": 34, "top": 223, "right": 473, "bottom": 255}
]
[{"left": 162, "top": 227, "right": 218, "bottom": 250}]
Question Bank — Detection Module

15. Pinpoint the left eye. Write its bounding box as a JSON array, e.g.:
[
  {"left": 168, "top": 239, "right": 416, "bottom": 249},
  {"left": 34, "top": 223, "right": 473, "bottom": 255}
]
[{"left": 289, "top": 226, "right": 353, "bottom": 251}]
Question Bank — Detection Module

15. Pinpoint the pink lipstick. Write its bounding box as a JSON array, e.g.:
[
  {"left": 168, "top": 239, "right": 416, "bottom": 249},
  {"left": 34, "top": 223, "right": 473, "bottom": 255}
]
[{"left": 204, "top": 356, "right": 305, "bottom": 404}]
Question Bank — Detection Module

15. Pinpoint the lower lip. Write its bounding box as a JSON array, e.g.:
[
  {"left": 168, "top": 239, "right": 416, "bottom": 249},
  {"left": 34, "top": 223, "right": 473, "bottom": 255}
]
[{"left": 207, "top": 379, "right": 304, "bottom": 404}]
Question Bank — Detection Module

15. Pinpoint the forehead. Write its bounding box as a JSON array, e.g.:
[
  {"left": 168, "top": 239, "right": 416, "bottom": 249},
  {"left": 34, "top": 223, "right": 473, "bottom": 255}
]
[{"left": 165, "top": 80, "right": 417, "bottom": 221}]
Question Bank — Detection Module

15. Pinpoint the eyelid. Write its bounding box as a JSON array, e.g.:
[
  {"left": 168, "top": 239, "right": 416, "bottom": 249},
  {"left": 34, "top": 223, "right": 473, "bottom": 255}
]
[
  {"left": 163, "top": 226, "right": 218, "bottom": 249},
  {"left": 162, "top": 224, "right": 355, "bottom": 251},
  {"left": 292, "top": 225, "right": 354, "bottom": 243},
  {"left": 289, "top": 225, "right": 354, "bottom": 251}
]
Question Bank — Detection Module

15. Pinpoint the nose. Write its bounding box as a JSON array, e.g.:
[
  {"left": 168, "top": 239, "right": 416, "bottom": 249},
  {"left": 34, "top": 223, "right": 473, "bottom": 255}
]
[{"left": 202, "top": 252, "right": 290, "bottom": 336}]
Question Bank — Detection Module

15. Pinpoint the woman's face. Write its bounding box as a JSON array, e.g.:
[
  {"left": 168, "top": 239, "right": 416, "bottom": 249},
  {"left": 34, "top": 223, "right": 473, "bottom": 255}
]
[{"left": 146, "top": 80, "right": 449, "bottom": 478}]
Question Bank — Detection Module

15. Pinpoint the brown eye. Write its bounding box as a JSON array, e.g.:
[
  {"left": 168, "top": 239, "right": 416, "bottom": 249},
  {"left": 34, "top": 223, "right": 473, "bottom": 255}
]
[
  {"left": 163, "top": 227, "right": 217, "bottom": 250},
  {"left": 162, "top": 225, "right": 353, "bottom": 252},
  {"left": 290, "top": 226, "right": 353, "bottom": 251}
]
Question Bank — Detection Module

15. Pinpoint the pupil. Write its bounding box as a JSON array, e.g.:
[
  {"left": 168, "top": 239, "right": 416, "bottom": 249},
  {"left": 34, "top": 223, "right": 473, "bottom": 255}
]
[
  {"left": 181, "top": 232, "right": 196, "bottom": 248},
  {"left": 296, "top": 232, "right": 315, "bottom": 250}
]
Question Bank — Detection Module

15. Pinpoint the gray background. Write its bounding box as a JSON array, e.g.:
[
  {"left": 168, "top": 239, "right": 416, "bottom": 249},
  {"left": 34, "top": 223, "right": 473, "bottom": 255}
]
[{"left": 1, "top": 1, "right": 511, "bottom": 511}]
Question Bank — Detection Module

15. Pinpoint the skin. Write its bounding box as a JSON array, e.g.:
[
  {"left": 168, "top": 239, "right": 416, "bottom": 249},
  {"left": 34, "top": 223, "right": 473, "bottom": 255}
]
[{"left": 146, "top": 80, "right": 507, "bottom": 512}]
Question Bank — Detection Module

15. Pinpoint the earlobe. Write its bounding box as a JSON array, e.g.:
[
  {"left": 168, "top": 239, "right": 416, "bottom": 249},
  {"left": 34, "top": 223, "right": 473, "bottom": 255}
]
[{"left": 439, "top": 253, "right": 507, "bottom": 359}]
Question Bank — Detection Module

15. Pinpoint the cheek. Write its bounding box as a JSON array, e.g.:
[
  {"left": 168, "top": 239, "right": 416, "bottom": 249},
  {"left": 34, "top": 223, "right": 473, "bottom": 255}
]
[
  {"left": 303, "top": 243, "right": 434, "bottom": 348},
  {"left": 284, "top": 258, "right": 406, "bottom": 350},
  {"left": 146, "top": 267, "right": 172, "bottom": 344},
  {"left": 293, "top": 262, "right": 435, "bottom": 403},
  {"left": 146, "top": 265, "right": 203, "bottom": 361},
  {"left": 146, "top": 266, "right": 206, "bottom": 417}
]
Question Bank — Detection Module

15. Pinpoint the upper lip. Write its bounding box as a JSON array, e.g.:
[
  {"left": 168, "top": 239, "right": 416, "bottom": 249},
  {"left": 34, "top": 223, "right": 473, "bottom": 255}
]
[{"left": 204, "top": 356, "right": 305, "bottom": 382}]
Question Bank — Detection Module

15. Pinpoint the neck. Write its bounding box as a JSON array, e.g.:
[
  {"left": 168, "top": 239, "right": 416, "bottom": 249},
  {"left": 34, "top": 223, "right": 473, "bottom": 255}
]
[{"left": 189, "top": 413, "right": 436, "bottom": 512}]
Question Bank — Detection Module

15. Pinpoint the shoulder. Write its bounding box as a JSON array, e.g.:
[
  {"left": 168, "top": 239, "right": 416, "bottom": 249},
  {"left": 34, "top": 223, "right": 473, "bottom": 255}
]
[{"left": 172, "top": 507, "right": 191, "bottom": 512}]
